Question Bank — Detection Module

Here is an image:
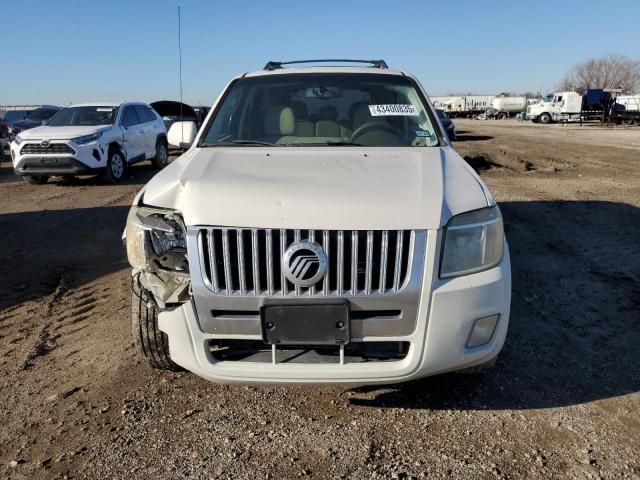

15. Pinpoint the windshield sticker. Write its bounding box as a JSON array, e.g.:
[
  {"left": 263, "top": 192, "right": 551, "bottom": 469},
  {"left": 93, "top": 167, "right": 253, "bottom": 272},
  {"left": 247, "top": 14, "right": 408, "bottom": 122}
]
[
  {"left": 415, "top": 130, "right": 432, "bottom": 137},
  {"left": 369, "top": 104, "right": 418, "bottom": 116},
  {"left": 96, "top": 107, "right": 115, "bottom": 112}
]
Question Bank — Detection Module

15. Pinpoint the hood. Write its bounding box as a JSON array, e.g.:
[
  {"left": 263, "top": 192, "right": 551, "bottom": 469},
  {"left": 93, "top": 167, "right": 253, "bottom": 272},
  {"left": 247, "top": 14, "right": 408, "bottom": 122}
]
[
  {"left": 17, "top": 125, "right": 109, "bottom": 140},
  {"left": 11, "top": 119, "right": 41, "bottom": 130},
  {"left": 141, "top": 147, "right": 490, "bottom": 230},
  {"left": 150, "top": 101, "right": 197, "bottom": 120}
]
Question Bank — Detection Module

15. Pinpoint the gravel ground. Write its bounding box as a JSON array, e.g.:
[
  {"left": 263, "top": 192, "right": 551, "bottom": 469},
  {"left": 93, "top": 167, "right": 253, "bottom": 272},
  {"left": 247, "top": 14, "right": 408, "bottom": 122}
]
[{"left": 0, "top": 121, "right": 639, "bottom": 479}]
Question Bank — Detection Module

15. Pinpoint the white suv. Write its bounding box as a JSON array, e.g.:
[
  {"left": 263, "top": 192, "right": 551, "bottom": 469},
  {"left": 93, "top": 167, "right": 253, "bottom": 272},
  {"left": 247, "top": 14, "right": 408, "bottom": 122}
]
[
  {"left": 10, "top": 102, "right": 168, "bottom": 184},
  {"left": 125, "top": 60, "right": 511, "bottom": 385}
]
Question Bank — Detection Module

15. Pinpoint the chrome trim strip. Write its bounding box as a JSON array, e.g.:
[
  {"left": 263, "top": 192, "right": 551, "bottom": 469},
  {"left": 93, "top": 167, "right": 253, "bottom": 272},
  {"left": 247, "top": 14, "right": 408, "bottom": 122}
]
[
  {"left": 337, "top": 230, "right": 344, "bottom": 296},
  {"left": 322, "top": 230, "right": 329, "bottom": 295},
  {"left": 379, "top": 230, "right": 388, "bottom": 294},
  {"left": 251, "top": 229, "right": 260, "bottom": 295},
  {"left": 364, "top": 230, "right": 374, "bottom": 295},
  {"left": 207, "top": 228, "right": 219, "bottom": 293},
  {"left": 393, "top": 230, "right": 404, "bottom": 292},
  {"left": 280, "top": 230, "right": 287, "bottom": 295},
  {"left": 351, "top": 231, "right": 358, "bottom": 295},
  {"left": 236, "top": 229, "right": 247, "bottom": 295},
  {"left": 294, "top": 230, "right": 301, "bottom": 296},
  {"left": 222, "top": 228, "right": 232, "bottom": 295},
  {"left": 266, "top": 229, "right": 274, "bottom": 295}
]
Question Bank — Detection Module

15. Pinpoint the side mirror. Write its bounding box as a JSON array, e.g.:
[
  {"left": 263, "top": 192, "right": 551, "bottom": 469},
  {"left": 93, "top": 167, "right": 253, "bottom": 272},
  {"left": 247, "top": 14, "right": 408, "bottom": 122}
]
[
  {"left": 167, "top": 121, "right": 197, "bottom": 150},
  {"left": 42, "top": 120, "right": 47, "bottom": 126}
]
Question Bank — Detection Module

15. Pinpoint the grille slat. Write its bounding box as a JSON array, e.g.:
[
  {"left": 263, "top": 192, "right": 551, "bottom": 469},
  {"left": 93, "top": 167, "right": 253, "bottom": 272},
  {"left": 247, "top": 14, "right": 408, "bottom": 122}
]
[
  {"left": 222, "top": 229, "right": 233, "bottom": 295},
  {"left": 379, "top": 230, "right": 389, "bottom": 294},
  {"left": 21, "top": 143, "right": 75, "bottom": 155},
  {"left": 266, "top": 229, "right": 274, "bottom": 295},
  {"left": 322, "top": 230, "right": 329, "bottom": 296},
  {"left": 236, "top": 229, "right": 247, "bottom": 295},
  {"left": 393, "top": 231, "right": 404, "bottom": 292},
  {"left": 364, "top": 231, "right": 374, "bottom": 295},
  {"left": 251, "top": 229, "right": 260, "bottom": 294},
  {"left": 351, "top": 231, "right": 358, "bottom": 295},
  {"left": 198, "top": 228, "right": 413, "bottom": 297},
  {"left": 337, "top": 231, "right": 344, "bottom": 295},
  {"left": 207, "top": 228, "right": 220, "bottom": 292}
]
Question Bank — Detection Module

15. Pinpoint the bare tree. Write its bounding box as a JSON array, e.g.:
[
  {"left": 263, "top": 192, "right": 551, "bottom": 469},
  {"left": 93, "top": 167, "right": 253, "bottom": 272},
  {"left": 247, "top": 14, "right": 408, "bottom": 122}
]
[{"left": 558, "top": 55, "right": 640, "bottom": 93}]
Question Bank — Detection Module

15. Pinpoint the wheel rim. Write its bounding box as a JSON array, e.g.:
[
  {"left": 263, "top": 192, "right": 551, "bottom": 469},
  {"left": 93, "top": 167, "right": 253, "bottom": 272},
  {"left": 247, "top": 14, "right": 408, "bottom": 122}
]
[
  {"left": 111, "top": 153, "right": 124, "bottom": 178},
  {"left": 158, "top": 144, "right": 167, "bottom": 166}
]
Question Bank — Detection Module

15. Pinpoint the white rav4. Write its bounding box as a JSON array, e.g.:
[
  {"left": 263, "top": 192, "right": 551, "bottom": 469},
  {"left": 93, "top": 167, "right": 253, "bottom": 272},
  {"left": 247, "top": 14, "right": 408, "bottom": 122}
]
[
  {"left": 125, "top": 60, "right": 511, "bottom": 385},
  {"left": 11, "top": 102, "right": 168, "bottom": 184}
]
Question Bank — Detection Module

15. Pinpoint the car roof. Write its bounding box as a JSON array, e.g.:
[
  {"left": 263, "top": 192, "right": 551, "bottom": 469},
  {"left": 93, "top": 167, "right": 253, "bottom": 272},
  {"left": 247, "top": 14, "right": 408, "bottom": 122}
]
[
  {"left": 242, "top": 66, "right": 408, "bottom": 79},
  {"left": 68, "top": 102, "right": 149, "bottom": 108}
]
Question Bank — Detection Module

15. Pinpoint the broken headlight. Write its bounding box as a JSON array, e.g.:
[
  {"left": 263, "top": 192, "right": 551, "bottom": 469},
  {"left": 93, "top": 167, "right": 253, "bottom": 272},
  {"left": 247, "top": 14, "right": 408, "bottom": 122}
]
[
  {"left": 125, "top": 205, "right": 188, "bottom": 273},
  {"left": 440, "top": 206, "right": 504, "bottom": 278}
]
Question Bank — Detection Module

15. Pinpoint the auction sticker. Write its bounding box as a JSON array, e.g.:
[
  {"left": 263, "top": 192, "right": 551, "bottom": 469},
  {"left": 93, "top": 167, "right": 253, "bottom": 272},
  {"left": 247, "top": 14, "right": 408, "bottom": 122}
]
[{"left": 369, "top": 104, "right": 418, "bottom": 116}]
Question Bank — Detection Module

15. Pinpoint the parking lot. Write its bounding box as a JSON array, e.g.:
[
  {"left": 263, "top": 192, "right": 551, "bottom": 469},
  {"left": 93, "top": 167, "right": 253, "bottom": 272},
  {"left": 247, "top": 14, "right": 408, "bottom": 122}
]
[{"left": 1, "top": 120, "right": 639, "bottom": 479}]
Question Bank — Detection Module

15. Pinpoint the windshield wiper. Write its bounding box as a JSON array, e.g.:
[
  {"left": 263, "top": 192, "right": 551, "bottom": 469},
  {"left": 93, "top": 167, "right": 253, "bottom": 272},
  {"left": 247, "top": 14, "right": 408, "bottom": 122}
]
[
  {"left": 202, "top": 139, "right": 279, "bottom": 147},
  {"left": 325, "top": 140, "right": 366, "bottom": 146}
]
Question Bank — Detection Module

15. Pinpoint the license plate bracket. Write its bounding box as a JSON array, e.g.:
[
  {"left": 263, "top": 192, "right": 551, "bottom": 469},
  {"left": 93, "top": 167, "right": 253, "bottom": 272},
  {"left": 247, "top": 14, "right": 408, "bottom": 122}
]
[{"left": 261, "top": 301, "right": 350, "bottom": 346}]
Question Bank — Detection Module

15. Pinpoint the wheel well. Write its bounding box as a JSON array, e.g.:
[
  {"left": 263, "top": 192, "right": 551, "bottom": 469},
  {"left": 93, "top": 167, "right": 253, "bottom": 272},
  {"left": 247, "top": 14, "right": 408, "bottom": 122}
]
[
  {"left": 108, "top": 142, "right": 123, "bottom": 157},
  {"left": 157, "top": 134, "right": 168, "bottom": 146}
]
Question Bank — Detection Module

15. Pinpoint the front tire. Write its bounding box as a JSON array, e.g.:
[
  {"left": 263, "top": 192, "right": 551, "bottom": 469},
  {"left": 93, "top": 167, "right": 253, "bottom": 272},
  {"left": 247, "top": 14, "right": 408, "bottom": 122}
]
[
  {"left": 152, "top": 138, "right": 169, "bottom": 169},
  {"left": 131, "top": 277, "right": 181, "bottom": 371},
  {"left": 101, "top": 148, "right": 126, "bottom": 183},
  {"left": 539, "top": 112, "right": 552, "bottom": 124},
  {"left": 23, "top": 175, "right": 49, "bottom": 185}
]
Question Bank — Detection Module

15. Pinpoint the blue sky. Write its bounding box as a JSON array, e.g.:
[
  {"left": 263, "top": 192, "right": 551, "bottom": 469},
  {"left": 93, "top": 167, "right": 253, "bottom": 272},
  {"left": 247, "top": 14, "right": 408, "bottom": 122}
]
[{"left": 2, "top": 0, "right": 639, "bottom": 106}]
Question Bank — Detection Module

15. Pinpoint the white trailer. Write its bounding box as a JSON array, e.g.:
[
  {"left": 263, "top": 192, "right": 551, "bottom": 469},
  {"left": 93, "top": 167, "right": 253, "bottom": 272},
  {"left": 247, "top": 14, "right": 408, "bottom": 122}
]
[
  {"left": 430, "top": 95, "right": 494, "bottom": 117},
  {"left": 616, "top": 95, "right": 640, "bottom": 112}
]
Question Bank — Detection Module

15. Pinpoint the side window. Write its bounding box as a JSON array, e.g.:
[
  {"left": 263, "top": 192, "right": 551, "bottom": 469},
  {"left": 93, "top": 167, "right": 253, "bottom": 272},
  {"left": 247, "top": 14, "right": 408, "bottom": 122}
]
[
  {"left": 121, "top": 107, "right": 138, "bottom": 127},
  {"left": 146, "top": 107, "right": 157, "bottom": 121},
  {"left": 134, "top": 105, "right": 151, "bottom": 123}
]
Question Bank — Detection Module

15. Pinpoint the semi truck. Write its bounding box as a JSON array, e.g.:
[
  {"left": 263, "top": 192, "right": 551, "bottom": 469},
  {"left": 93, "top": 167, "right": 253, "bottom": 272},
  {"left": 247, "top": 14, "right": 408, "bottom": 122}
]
[{"left": 527, "top": 89, "right": 639, "bottom": 124}]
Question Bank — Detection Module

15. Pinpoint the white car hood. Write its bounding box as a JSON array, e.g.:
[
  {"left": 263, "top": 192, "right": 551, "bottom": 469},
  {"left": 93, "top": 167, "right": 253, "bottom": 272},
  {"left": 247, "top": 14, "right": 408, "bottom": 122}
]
[
  {"left": 18, "top": 125, "right": 109, "bottom": 140},
  {"left": 141, "top": 147, "right": 491, "bottom": 230}
]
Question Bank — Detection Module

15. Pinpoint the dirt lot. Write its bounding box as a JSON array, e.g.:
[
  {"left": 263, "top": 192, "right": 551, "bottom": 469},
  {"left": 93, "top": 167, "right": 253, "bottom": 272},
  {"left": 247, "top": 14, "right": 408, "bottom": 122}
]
[{"left": 1, "top": 121, "right": 639, "bottom": 479}]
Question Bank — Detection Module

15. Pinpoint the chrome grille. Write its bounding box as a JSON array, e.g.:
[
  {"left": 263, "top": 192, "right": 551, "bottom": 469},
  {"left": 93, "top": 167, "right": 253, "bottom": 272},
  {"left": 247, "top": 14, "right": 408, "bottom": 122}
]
[
  {"left": 197, "top": 228, "right": 414, "bottom": 296},
  {"left": 21, "top": 143, "right": 75, "bottom": 155}
]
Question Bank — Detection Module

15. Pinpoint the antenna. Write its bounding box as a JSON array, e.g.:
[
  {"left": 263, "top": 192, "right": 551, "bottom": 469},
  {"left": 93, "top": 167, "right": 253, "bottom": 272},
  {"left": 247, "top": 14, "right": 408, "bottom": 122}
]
[{"left": 178, "top": 6, "right": 184, "bottom": 149}]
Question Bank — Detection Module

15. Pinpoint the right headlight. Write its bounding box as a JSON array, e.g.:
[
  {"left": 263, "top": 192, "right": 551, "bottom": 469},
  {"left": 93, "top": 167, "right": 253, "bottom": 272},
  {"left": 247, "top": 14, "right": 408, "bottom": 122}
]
[
  {"left": 125, "top": 204, "right": 188, "bottom": 273},
  {"left": 440, "top": 206, "right": 504, "bottom": 278}
]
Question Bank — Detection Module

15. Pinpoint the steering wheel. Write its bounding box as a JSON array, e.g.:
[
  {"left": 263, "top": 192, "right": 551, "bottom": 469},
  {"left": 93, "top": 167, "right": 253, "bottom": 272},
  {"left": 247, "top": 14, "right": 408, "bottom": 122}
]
[{"left": 350, "top": 120, "right": 404, "bottom": 142}]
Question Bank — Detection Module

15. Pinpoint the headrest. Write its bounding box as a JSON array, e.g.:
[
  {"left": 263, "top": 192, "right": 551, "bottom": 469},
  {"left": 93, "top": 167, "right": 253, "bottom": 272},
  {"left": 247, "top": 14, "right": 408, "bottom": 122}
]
[
  {"left": 264, "top": 106, "right": 295, "bottom": 136},
  {"left": 349, "top": 101, "right": 368, "bottom": 120},
  {"left": 352, "top": 103, "right": 372, "bottom": 129},
  {"left": 289, "top": 101, "right": 308, "bottom": 119},
  {"left": 318, "top": 105, "right": 338, "bottom": 121}
]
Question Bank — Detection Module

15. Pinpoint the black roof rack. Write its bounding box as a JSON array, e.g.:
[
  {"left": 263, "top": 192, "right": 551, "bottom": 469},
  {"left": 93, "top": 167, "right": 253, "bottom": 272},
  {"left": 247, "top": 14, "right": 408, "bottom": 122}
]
[{"left": 263, "top": 59, "right": 388, "bottom": 71}]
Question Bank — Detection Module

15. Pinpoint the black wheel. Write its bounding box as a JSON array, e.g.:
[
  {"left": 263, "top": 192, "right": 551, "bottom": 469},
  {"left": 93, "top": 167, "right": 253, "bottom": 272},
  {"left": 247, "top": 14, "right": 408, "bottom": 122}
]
[
  {"left": 101, "top": 148, "right": 126, "bottom": 183},
  {"left": 60, "top": 175, "right": 76, "bottom": 184},
  {"left": 152, "top": 138, "right": 169, "bottom": 169},
  {"left": 539, "top": 112, "right": 552, "bottom": 124},
  {"left": 497, "top": 112, "right": 507, "bottom": 120},
  {"left": 23, "top": 175, "right": 49, "bottom": 185},
  {"left": 131, "top": 277, "right": 182, "bottom": 371}
]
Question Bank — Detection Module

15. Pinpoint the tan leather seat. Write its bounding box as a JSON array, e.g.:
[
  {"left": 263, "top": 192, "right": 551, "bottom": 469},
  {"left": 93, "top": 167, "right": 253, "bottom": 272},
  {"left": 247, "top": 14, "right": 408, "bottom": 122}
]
[
  {"left": 316, "top": 106, "right": 342, "bottom": 137},
  {"left": 262, "top": 106, "right": 296, "bottom": 144},
  {"left": 289, "top": 101, "right": 314, "bottom": 137},
  {"left": 352, "top": 103, "right": 373, "bottom": 131}
]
